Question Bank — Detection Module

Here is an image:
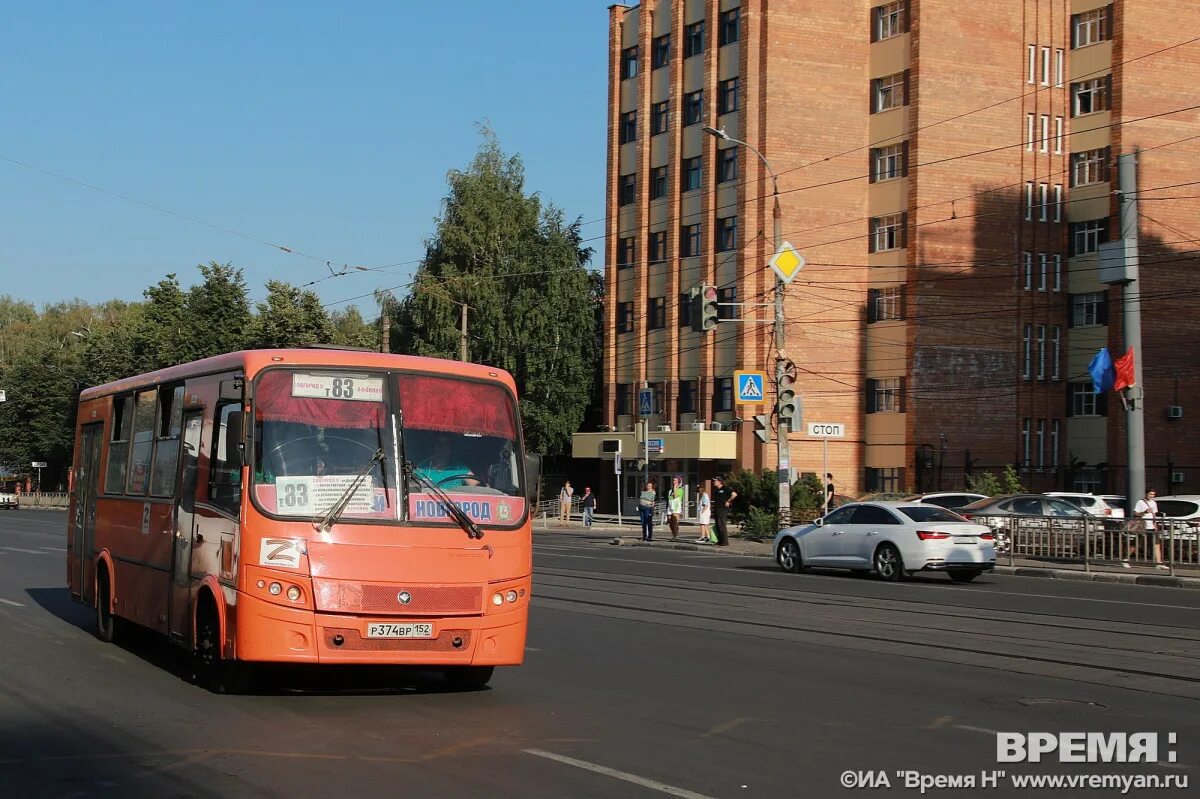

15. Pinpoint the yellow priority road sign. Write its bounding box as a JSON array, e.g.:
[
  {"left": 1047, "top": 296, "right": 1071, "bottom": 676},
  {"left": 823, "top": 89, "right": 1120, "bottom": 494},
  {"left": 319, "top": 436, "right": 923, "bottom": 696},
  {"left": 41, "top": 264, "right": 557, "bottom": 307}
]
[{"left": 769, "top": 241, "right": 805, "bottom": 284}]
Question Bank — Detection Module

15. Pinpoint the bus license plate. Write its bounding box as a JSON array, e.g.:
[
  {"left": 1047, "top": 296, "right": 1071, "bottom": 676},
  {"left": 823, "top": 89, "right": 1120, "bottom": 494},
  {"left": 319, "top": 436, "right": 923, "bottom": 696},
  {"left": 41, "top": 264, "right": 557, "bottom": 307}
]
[{"left": 366, "top": 622, "right": 434, "bottom": 639}]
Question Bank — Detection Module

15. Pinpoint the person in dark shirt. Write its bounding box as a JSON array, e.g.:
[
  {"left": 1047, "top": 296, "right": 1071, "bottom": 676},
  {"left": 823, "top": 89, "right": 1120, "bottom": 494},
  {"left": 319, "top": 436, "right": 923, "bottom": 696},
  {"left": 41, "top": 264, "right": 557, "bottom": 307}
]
[
  {"left": 581, "top": 486, "right": 597, "bottom": 527},
  {"left": 711, "top": 475, "right": 737, "bottom": 547},
  {"left": 824, "top": 473, "right": 835, "bottom": 514}
]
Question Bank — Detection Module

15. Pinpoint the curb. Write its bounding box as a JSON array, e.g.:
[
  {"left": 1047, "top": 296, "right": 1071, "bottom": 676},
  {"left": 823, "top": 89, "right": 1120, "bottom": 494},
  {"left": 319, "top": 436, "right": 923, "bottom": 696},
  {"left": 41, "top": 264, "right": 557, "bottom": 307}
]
[{"left": 993, "top": 565, "right": 1200, "bottom": 589}]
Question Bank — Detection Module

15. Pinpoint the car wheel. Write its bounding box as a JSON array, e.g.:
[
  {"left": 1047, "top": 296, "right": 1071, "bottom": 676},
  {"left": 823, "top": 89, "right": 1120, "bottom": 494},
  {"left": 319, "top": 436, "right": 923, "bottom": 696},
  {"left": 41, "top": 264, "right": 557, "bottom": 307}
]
[
  {"left": 874, "top": 543, "right": 905, "bottom": 582},
  {"left": 948, "top": 570, "right": 981, "bottom": 583},
  {"left": 777, "top": 539, "right": 804, "bottom": 573}
]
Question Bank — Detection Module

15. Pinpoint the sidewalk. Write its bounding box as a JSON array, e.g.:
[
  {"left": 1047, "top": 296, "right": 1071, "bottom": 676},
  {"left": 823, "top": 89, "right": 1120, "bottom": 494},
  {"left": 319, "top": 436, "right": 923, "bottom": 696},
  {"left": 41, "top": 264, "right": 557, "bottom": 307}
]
[{"left": 537, "top": 516, "right": 1200, "bottom": 589}]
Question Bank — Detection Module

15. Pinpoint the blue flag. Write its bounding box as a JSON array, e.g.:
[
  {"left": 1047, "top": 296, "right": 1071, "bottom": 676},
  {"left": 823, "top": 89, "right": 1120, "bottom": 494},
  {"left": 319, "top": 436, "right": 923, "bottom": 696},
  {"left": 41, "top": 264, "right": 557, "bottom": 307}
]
[{"left": 1088, "top": 348, "right": 1115, "bottom": 394}]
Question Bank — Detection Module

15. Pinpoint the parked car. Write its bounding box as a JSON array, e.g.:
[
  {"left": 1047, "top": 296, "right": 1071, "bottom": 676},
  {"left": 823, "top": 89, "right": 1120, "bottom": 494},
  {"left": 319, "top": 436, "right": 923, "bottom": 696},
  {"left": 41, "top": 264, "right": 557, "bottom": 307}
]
[
  {"left": 1044, "top": 492, "right": 1124, "bottom": 522},
  {"left": 1099, "top": 495, "right": 1128, "bottom": 519},
  {"left": 0, "top": 492, "right": 17, "bottom": 510},
  {"left": 773, "top": 501, "right": 996, "bottom": 583},
  {"left": 958, "top": 494, "right": 1097, "bottom": 558},
  {"left": 903, "top": 492, "right": 988, "bottom": 511},
  {"left": 1154, "top": 496, "right": 1200, "bottom": 532}
]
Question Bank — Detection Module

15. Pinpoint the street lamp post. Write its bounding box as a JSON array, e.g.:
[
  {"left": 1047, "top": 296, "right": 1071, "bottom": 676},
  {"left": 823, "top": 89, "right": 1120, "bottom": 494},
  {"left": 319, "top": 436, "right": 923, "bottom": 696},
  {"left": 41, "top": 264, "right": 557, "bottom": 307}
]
[{"left": 703, "top": 125, "right": 791, "bottom": 524}]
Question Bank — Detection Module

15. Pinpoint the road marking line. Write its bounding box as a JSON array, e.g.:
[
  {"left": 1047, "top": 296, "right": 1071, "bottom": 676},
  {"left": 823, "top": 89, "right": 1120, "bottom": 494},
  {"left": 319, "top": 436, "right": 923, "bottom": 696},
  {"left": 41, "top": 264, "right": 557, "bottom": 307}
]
[
  {"left": 699, "top": 717, "right": 752, "bottom": 740},
  {"left": 522, "top": 748, "right": 717, "bottom": 799},
  {"left": 954, "top": 724, "right": 1000, "bottom": 735},
  {"left": 0, "top": 546, "right": 48, "bottom": 555},
  {"left": 0, "top": 598, "right": 25, "bottom": 607},
  {"left": 41, "top": 546, "right": 66, "bottom": 552},
  {"left": 924, "top": 715, "right": 953, "bottom": 730},
  {"left": 525, "top": 647, "right": 541, "bottom": 652}
]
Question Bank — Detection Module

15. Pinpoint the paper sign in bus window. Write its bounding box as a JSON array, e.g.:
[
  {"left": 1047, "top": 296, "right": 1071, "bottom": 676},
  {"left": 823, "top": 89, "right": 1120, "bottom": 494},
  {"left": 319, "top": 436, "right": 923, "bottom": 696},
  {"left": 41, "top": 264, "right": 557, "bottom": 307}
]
[{"left": 274, "top": 475, "right": 375, "bottom": 516}]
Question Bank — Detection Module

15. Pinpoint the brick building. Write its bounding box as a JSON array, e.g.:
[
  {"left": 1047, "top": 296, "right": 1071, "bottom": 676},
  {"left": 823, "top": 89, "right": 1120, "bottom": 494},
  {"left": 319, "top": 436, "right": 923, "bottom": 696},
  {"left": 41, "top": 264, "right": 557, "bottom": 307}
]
[{"left": 571, "top": 0, "right": 1200, "bottom": 511}]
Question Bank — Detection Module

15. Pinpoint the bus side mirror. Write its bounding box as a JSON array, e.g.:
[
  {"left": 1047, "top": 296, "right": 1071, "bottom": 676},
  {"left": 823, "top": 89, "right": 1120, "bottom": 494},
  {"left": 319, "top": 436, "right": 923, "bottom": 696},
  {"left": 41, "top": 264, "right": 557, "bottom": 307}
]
[
  {"left": 226, "top": 411, "right": 245, "bottom": 470},
  {"left": 524, "top": 453, "right": 542, "bottom": 503}
]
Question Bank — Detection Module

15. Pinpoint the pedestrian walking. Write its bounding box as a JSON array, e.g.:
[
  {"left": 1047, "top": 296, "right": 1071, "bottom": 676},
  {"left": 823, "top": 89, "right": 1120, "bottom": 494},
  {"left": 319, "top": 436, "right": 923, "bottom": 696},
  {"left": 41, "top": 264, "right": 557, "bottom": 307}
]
[
  {"left": 581, "top": 486, "right": 596, "bottom": 528},
  {"left": 559, "top": 480, "right": 574, "bottom": 524},
  {"left": 694, "top": 484, "right": 713, "bottom": 544},
  {"left": 824, "top": 473, "right": 836, "bottom": 515},
  {"left": 711, "top": 475, "right": 737, "bottom": 547},
  {"left": 666, "top": 476, "right": 685, "bottom": 541},
  {"left": 638, "top": 481, "right": 657, "bottom": 541},
  {"left": 1125, "top": 488, "right": 1168, "bottom": 569}
]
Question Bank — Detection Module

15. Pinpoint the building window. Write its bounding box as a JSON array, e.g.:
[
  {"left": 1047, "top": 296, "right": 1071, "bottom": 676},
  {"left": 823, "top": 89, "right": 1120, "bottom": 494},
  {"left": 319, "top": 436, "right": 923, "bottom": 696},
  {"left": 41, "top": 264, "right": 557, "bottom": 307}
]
[
  {"left": 719, "top": 8, "right": 740, "bottom": 46},
  {"left": 616, "top": 383, "right": 632, "bottom": 416},
  {"left": 1053, "top": 254, "right": 1062, "bottom": 292},
  {"left": 649, "top": 231, "right": 667, "bottom": 263},
  {"left": 1026, "top": 113, "right": 1035, "bottom": 151},
  {"left": 1073, "top": 468, "right": 1101, "bottom": 492},
  {"left": 867, "top": 286, "right": 905, "bottom": 322},
  {"left": 684, "top": 90, "right": 704, "bottom": 126},
  {"left": 617, "top": 301, "right": 634, "bottom": 334},
  {"left": 867, "top": 378, "right": 903, "bottom": 413},
  {"left": 619, "top": 110, "right": 637, "bottom": 144},
  {"left": 679, "top": 379, "right": 697, "bottom": 414},
  {"left": 650, "top": 165, "right": 668, "bottom": 200},
  {"left": 678, "top": 293, "right": 693, "bottom": 329},
  {"left": 1022, "top": 251, "right": 1033, "bottom": 290},
  {"left": 684, "top": 21, "right": 705, "bottom": 58},
  {"left": 718, "top": 147, "right": 738, "bottom": 183},
  {"left": 618, "top": 236, "right": 637, "bottom": 269},
  {"left": 1022, "top": 419, "right": 1031, "bottom": 468},
  {"left": 1055, "top": 49, "right": 1065, "bottom": 87},
  {"left": 680, "top": 223, "right": 701, "bottom": 257},
  {"left": 651, "top": 34, "right": 670, "bottom": 69},
  {"left": 1036, "top": 324, "right": 1046, "bottom": 380},
  {"left": 716, "top": 216, "right": 737, "bottom": 252},
  {"left": 1039, "top": 114, "right": 1049, "bottom": 153},
  {"left": 1038, "top": 253, "right": 1048, "bottom": 291},
  {"left": 621, "top": 45, "right": 639, "bottom": 79},
  {"left": 874, "top": 2, "right": 907, "bottom": 41},
  {"left": 648, "top": 296, "right": 666, "bottom": 330},
  {"left": 1070, "top": 383, "right": 1099, "bottom": 417},
  {"left": 1024, "top": 181, "right": 1033, "bottom": 220},
  {"left": 619, "top": 173, "right": 637, "bottom": 206},
  {"left": 1052, "top": 325, "right": 1061, "bottom": 379},
  {"left": 1072, "top": 76, "right": 1111, "bottom": 116},
  {"left": 718, "top": 77, "right": 739, "bottom": 114},
  {"left": 1022, "top": 323, "right": 1032, "bottom": 379},
  {"left": 717, "top": 287, "right": 739, "bottom": 320},
  {"left": 713, "top": 377, "right": 733, "bottom": 412},
  {"left": 1051, "top": 419, "right": 1060, "bottom": 467},
  {"left": 681, "top": 156, "right": 702, "bottom": 192},
  {"left": 1072, "top": 6, "right": 1111, "bottom": 49},
  {"left": 651, "top": 101, "right": 669, "bottom": 135},
  {"left": 1072, "top": 147, "right": 1110, "bottom": 186},
  {"left": 865, "top": 467, "right": 904, "bottom": 493},
  {"left": 1036, "top": 419, "right": 1046, "bottom": 469},
  {"left": 1040, "top": 46, "right": 1051, "bottom": 86},
  {"left": 871, "top": 142, "right": 906, "bottom": 182},
  {"left": 1071, "top": 219, "right": 1108, "bottom": 255},
  {"left": 1054, "top": 116, "right": 1064, "bottom": 154},
  {"left": 1053, "top": 184, "right": 1062, "bottom": 222},
  {"left": 1070, "top": 291, "right": 1107, "bottom": 327},
  {"left": 1027, "top": 45, "right": 1036, "bottom": 84},
  {"left": 1038, "top": 183, "right": 1049, "bottom": 222},
  {"left": 872, "top": 71, "right": 907, "bottom": 113},
  {"left": 869, "top": 213, "right": 906, "bottom": 252}
]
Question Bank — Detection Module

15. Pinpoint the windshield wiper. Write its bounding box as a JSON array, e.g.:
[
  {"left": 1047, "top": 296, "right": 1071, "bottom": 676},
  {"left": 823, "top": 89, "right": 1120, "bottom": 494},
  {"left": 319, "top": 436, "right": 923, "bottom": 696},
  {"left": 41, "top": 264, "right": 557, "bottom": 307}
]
[
  {"left": 405, "top": 461, "right": 484, "bottom": 540},
  {"left": 313, "top": 448, "right": 385, "bottom": 533}
]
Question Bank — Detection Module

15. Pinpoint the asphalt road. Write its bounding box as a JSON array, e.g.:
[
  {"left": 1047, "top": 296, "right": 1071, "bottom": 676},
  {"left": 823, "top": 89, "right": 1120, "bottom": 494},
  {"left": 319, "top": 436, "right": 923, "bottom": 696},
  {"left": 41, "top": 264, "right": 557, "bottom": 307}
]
[{"left": 1, "top": 509, "right": 1197, "bottom": 798}]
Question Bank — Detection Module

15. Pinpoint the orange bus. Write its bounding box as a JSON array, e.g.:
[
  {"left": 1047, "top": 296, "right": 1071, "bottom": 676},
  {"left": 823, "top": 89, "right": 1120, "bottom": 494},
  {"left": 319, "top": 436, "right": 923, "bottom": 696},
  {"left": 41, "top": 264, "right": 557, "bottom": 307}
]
[{"left": 67, "top": 348, "right": 536, "bottom": 691}]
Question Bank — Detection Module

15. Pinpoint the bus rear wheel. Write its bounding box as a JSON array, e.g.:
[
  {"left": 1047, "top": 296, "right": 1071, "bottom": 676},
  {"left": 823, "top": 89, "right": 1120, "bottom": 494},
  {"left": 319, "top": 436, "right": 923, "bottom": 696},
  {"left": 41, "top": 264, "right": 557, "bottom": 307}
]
[{"left": 443, "top": 666, "right": 494, "bottom": 691}]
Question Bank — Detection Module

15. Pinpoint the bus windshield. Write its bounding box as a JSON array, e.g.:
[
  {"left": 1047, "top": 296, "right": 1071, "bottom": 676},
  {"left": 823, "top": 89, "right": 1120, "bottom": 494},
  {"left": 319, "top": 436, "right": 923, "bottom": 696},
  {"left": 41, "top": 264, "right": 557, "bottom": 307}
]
[{"left": 251, "top": 368, "right": 525, "bottom": 526}]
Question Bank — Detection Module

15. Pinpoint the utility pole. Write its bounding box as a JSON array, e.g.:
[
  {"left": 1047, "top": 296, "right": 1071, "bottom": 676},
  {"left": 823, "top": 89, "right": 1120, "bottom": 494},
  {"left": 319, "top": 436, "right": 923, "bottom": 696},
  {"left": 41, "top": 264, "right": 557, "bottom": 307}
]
[
  {"left": 459, "top": 304, "right": 469, "bottom": 362},
  {"left": 1118, "top": 152, "right": 1145, "bottom": 504},
  {"left": 380, "top": 310, "right": 390, "bottom": 353}
]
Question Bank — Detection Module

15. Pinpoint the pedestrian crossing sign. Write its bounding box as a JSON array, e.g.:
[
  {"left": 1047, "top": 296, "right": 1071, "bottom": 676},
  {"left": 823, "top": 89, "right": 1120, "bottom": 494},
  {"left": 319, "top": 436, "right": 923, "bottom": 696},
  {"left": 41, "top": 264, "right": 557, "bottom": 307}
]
[{"left": 734, "top": 370, "right": 767, "bottom": 404}]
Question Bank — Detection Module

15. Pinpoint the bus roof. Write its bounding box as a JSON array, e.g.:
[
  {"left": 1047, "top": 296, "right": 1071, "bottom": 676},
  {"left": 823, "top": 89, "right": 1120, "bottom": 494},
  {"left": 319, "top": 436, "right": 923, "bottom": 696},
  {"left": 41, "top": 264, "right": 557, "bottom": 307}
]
[{"left": 79, "top": 349, "right": 517, "bottom": 401}]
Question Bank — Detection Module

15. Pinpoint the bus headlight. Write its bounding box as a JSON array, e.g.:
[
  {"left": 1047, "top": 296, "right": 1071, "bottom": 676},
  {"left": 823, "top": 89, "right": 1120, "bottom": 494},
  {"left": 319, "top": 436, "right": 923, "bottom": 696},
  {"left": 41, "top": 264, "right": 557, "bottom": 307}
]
[
  {"left": 505, "top": 590, "right": 518, "bottom": 603},
  {"left": 492, "top": 592, "right": 504, "bottom": 606},
  {"left": 268, "top": 582, "right": 282, "bottom": 596},
  {"left": 286, "top": 585, "right": 302, "bottom": 602}
]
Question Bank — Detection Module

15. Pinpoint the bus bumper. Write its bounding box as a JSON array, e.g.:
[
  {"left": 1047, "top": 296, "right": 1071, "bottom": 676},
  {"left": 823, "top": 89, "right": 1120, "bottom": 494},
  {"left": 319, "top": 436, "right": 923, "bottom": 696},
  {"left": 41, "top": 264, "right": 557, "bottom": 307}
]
[{"left": 234, "top": 590, "right": 527, "bottom": 666}]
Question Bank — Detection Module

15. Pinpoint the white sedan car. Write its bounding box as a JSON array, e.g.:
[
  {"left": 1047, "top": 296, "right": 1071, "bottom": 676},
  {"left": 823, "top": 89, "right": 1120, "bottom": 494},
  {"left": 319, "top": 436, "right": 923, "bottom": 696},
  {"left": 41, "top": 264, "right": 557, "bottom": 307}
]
[{"left": 773, "top": 501, "right": 997, "bottom": 583}]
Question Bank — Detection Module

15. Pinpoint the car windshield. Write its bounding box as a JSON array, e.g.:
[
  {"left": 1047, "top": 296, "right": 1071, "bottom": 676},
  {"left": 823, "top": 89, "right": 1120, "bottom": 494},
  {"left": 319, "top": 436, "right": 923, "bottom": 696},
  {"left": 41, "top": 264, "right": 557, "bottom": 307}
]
[
  {"left": 251, "top": 369, "right": 525, "bottom": 527},
  {"left": 897, "top": 506, "right": 970, "bottom": 523}
]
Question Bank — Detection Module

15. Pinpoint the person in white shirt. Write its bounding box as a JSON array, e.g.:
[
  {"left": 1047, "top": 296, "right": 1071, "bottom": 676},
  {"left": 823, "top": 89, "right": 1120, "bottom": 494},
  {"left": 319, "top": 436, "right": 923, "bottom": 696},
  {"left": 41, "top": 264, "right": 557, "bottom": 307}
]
[
  {"left": 1127, "top": 489, "right": 1168, "bottom": 569},
  {"left": 559, "top": 481, "right": 574, "bottom": 523}
]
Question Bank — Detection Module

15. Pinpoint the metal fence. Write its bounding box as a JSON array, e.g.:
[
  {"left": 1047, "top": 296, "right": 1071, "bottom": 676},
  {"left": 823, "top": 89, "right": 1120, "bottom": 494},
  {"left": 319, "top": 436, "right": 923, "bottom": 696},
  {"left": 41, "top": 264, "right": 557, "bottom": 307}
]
[{"left": 986, "top": 514, "right": 1199, "bottom": 574}]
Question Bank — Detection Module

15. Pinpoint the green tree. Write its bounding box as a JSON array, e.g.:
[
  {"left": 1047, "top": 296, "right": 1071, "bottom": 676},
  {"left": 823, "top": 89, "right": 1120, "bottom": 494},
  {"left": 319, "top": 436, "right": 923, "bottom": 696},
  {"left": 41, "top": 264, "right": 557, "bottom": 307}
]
[
  {"left": 330, "top": 306, "right": 378, "bottom": 349},
  {"left": 965, "top": 471, "right": 1003, "bottom": 496},
  {"left": 247, "top": 280, "right": 334, "bottom": 348},
  {"left": 394, "top": 127, "right": 597, "bottom": 456},
  {"left": 132, "top": 274, "right": 192, "bottom": 370},
  {"left": 186, "top": 262, "right": 251, "bottom": 358},
  {"left": 1001, "top": 464, "right": 1026, "bottom": 494},
  {"left": 0, "top": 349, "right": 84, "bottom": 487}
]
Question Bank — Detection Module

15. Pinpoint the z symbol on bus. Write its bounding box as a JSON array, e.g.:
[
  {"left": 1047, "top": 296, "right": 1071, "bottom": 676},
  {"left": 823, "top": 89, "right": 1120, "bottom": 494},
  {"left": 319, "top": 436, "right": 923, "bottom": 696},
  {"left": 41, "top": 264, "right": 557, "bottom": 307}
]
[{"left": 260, "top": 538, "right": 300, "bottom": 568}]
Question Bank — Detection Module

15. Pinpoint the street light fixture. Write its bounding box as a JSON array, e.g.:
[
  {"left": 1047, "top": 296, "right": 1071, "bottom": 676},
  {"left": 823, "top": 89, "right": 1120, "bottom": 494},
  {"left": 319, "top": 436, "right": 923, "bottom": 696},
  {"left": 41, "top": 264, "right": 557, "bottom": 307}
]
[{"left": 701, "top": 124, "right": 792, "bottom": 524}]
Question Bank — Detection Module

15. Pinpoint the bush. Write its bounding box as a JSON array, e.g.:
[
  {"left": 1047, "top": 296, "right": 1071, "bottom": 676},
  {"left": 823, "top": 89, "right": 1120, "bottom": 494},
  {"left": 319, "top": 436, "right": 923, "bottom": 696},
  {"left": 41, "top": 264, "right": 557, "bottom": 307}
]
[
  {"left": 965, "top": 471, "right": 1003, "bottom": 496},
  {"left": 739, "top": 506, "right": 779, "bottom": 542},
  {"left": 1001, "top": 464, "right": 1025, "bottom": 494}
]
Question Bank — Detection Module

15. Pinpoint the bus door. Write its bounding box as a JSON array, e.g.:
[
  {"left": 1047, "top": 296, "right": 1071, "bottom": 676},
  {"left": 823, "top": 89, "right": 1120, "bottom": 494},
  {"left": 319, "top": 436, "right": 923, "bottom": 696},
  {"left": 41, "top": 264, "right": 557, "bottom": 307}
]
[
  {"left": 168, "top": 412, "right": 204, "bottom": 643},
  {"left": 72, "top": 423, "right": 104, "bottom": 603}
]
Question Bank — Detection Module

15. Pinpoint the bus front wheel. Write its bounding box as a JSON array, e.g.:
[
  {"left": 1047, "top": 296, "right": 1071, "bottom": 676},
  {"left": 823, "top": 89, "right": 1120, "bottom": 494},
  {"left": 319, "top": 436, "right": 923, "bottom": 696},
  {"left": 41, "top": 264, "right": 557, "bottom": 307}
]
[
  {"left": 443, "top": 666, "right": 494, "bottom": 691},
  {"left": 193, "top": 600, "right": 249, "bottom": 694},
  {"left": 95, "top": 567, "right": 120, "bottom": 644}
]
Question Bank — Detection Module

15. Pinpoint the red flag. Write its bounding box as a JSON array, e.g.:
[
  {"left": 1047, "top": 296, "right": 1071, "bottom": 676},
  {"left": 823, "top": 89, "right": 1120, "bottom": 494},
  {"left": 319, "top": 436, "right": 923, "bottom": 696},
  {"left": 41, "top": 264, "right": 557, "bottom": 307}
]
[{"left": 1113, "top": 346, "right": 1136, "bottom": 391}]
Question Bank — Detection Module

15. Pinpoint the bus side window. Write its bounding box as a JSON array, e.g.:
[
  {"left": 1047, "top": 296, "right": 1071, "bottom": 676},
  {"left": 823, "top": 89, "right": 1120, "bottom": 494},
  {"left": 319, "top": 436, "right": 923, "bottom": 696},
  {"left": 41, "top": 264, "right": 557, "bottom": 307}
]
[
  {"left": 209, "top": 403, "right": 242, "bottom": 516},
  {"left": 105, "top": 394, "right": 135, "bottom": 494}
]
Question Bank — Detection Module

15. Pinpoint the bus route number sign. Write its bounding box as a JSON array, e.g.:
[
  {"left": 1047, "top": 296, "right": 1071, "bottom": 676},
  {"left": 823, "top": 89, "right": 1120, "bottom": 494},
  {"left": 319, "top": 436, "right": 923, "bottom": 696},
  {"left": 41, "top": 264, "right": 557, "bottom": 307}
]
[{"left": 291, "top": 373, "right": 384, "bottom": 402}]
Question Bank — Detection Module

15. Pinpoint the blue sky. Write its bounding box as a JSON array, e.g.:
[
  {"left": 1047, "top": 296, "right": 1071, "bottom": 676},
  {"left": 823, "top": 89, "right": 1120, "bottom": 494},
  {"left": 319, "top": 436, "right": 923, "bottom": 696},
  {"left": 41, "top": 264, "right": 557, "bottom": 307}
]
[{"left": 0, "top": 1, "right": 610, "bottom": 312}]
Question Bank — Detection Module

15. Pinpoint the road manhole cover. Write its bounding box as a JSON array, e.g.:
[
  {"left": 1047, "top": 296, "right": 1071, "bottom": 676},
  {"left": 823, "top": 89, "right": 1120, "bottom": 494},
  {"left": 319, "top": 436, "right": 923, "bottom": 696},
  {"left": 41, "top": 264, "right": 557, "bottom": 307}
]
[{"left": 1017, "top": 698, "right": 1107, "bottom": 709}]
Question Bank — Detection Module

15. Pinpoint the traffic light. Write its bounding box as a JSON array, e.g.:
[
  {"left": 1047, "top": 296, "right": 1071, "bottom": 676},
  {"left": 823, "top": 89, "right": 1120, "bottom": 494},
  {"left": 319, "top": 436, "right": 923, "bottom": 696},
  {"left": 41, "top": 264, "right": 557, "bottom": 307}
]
[
  {"left": 776, "top": 359, "right": 800, "bottom": 433},
  {"left": 753, "top": 414, "right": 771, "bottom": 444},
  {"left": 690, "top": 284, "right": 720, "bottom": 333}
]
